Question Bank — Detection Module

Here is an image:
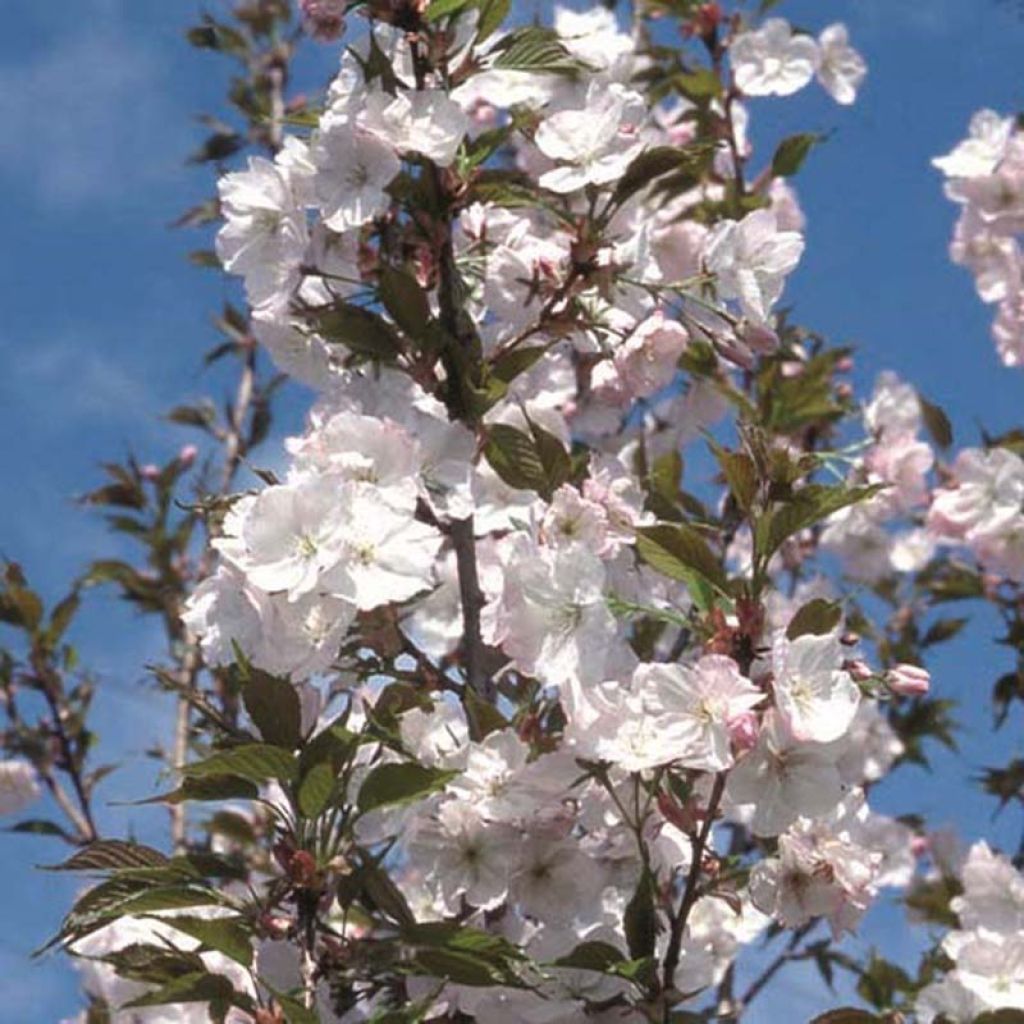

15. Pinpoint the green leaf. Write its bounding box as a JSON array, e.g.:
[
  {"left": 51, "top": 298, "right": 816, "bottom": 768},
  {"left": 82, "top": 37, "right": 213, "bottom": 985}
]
[
  {"left": 711, "top": 443, "right": 758, "bottom": 512},
  {"left": 158, "top": 915, "right": 254, "bottom": 968},
  {"left": 425, "top": 0, "right": 472, "bottom": 20},
  {"left": 919, "top": 393, "right": 953, "bottom": 449},
  {"left": 786, "top": 599, "right": 843, "bottom": 640},
  {"left": 378, "top": 266, "right": 432, "bottom": 344},
  {"left": 922, "top": 616, "right": 968, "bottom": 647},
  {"left": 5, "top": 819, "right": 68, "bottom": 838},
  {"left": 356, "top": 855, "right": 417, "bottom": 928},
  {"left": 48, "top": 590, "right": 81, "bottom": 644},
  {"left": 475, "top": 0, "right": 510, "bottom": 39},
  {"left": 312, "top": 302, "right": 403, "bottom": 360},
  {"left": 771, "top": 133, "right": 821, "bottom": 178},
  {"left": 357, "top": 763, "right": 457, "bottom": 814},
  {"left": 623, "top": 868, "right": 657, "bottom": 960},
  {"left": 490, "top": 345, "right": 548, "bottom": 385},
  {"left": 121, "top": 970, "right": 244, "bottom": 1011},
  {"left": 297, "top": 761, "right": 337, "bottom": 818},
  {"left": 46, "top": 841, "right": 168, "bottom": 873},
  {"left": 243, "top": 671, "right": 303, "bottom": 750},
  {"left": 611, "top": 146, "right": 687, "bottom": 207},
  {"left": 489, "top": 27, "right": 591, "bottom": 75},
  {"left": 185, "top": 744, "right": 296, "bottom": 784},
  {"left": 554, "top": 941, "right": 627, "bottom": 973},
  {"left": 147, "top": 775, "right": 260, "bottom": 805},
  {"left": 855, "top": 953, "right": 912, "bottom": 1011},
  {"left": 755, "top": 484, "right": 884, "bottom": 567},
  {"left": 636, "top": 523, "right": 729, "bottom": 597},
  {"left": 409, "top": 948, "right": 520, "bottom": 987},
  {"left": 484, "top": 422, "right": 570, "bottom": 500},
  {"left": 675, "top": 67, "right": 722, "bottom": 102}
]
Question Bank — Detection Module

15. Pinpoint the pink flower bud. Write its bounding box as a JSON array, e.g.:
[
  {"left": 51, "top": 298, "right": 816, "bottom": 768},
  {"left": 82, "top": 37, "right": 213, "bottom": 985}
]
[
  {"left": 886, "top": 663, "right": 931, "bottom": 697},
  {"left": 910, "top": 835, "right": 930, "bottom": 858},
  {"left": 740, "top": 320, "right": 779, "bottom": 355},
  {"left": 140, "top": 464, "right": 160, "bottom": 481},
  {"left": 844, "top": 658, "right": 874, "bottom": 682},
  {"left": 728, "top": 711, "right": 759, "bottom": 752},
  {"left": 300, "top": 0, "right": 346, "bottom": 41},
  {"left": 178, "top": 444, "right": 198, "bottom": 468}
]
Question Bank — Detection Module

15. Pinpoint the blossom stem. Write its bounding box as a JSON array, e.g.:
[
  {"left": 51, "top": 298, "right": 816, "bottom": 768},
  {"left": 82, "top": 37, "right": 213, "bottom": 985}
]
[{"left": 661, "top": 771, "right": 727, "bottom": 994}]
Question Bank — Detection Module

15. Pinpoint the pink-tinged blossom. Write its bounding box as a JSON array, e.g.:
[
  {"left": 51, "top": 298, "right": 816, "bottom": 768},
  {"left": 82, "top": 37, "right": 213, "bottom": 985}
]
[
  {"left": 934, "top": 109, "right": 1015, "bottom": 181},
  {"left": 539, "top": 484, "right": 610, "bottom": 553},
  {"left": 216, "top": 155, "right": 308, "bottom": 313},
  {"left": 994, "top": 290, "right": 1024, "bottom": 367},
  {"left": 727, "top": 713, "right": 845, "bottom": 837},
  {"left": 836, "top": 702, "right": 904, "bottom": 786},
  {"left": 613, "top": 312, "right": 689, "bottom": 398},
  {"left": 815, "top": 24, "right": 867, "bottom": 106},
  {"left": 927, "top": 446, "right": 1024, "bottom": 541},
  {"left": 951, "top": 209, "right": 1021, "bottom": 303},
  {"left": 487, "top": 537, "right": 631, "bottom": 695},
  {"left": 408, "top": 801, "right": 514, "bottom": 911},
  {"left": 635, "top": 655, "right": 763, "bottom": 771},
  {"left": 320, "top": 484, "right": 443, "bottom": 610},
  {"left": 864, "top": 434, "right": 934, "bottom": 512},
  {"left": 361, "top": 88, "right": 470, "bottom": 168},
  {"left": 749, "top": 825, "right": 878, "bottom": 937},
  {"left": 819, "top": 505, "right": 893, "bottom": 583},
  {"left": 863, "top": 370, "right": 922, "bottom": 440},
  {"left": 219, "top": 477, "right": 349, "bottom": 600},
  {"left": 771, "top": 632, "right": 861, "bottom": 744},
  {"left": 312, "top": 122, "right": 401, "bottom": 231},
  {"left": 729, "top": 18, "right": 819, "bottom": 98},
  {"left": 535, "top": 82, "right": 646, "bottom": 194},
  {"left": 916, "top": 976, "right": 986, "bottom": 1024},
  {"left": 703, "top": 208, "right": 805, "bottom": 322}
]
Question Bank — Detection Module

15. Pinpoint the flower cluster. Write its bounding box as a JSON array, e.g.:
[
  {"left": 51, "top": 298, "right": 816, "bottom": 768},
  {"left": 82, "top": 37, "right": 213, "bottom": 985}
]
[
  {"left": 45, "top": 5, "right": 1014, "bottom": 1023},
  {"left": 936, "top": 110, "right": 1024, "bottom": 367},
  {"left": 916, "top": 841, "right": 1024, "bottom": 1020}
]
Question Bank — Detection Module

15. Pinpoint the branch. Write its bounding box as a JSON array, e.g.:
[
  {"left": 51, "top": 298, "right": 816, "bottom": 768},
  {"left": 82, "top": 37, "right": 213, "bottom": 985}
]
[
  {"left": 662, "top": 772, "right": 727, "bottom": 992},
  {"left": 735, "top": 923, "right": 819, "bottom": 1016},
  {"left": 32, "top": 654, "right": 97, "bottom": 844}
]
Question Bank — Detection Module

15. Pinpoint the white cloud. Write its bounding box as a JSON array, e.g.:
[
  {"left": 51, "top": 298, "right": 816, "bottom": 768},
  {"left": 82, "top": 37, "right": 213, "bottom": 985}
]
[{"left": 0, "top": 14, "right": 189, "bottom": 206}]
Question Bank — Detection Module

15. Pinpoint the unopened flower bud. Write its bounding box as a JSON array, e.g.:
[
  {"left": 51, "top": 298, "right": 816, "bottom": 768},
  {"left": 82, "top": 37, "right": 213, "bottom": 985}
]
[
  {"left": 740, "top": 320, "right": 780, "bottom": 356},
  {"left": 300, "top": 0, "right": 346, "bottom": 41},
  {"left": 886, "top": 663, "right": 931, "bottom": 697},
  {"left": 140, "top": 464, "right": 160, "bottom": 481},
  {"left": 178, "top": 444, "right": 198, "bottom": 468},
  {"left": 845, "top": 658, "right": 874, "bottom": 682}
]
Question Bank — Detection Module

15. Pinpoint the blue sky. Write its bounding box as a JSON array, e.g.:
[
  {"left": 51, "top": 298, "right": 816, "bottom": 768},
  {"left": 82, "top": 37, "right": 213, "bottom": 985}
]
[{"left": 0, "top": 0, "right": 1022, "bottom": 1019}]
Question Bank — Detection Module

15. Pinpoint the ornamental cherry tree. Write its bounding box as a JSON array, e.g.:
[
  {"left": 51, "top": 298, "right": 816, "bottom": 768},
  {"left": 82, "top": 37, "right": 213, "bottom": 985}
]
[{"left": 4, "top": 2, "right": 1024, "bottom": 1022}]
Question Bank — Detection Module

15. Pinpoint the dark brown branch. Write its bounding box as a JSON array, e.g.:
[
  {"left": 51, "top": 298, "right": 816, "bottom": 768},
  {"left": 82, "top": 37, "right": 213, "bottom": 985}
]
[{"left": 662, "top": 772, "right": 727, "bottom": 993}]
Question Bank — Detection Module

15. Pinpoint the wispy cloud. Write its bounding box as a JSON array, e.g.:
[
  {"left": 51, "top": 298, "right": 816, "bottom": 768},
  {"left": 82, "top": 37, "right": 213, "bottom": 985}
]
[{"left": 0, "top": 12, "right": 189, "bottom": 207}]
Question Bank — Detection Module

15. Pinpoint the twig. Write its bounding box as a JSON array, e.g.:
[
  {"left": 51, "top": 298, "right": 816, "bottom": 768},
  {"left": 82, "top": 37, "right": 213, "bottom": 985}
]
[
  {"left": 32, "top": 655, "right": 97, "bottom": 844},
  {"left": 662, "top": 772, "right": 727, "bottom": 992},
  {"left": 736, "top": 923, "right": 818, "bottom": 1014}
]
